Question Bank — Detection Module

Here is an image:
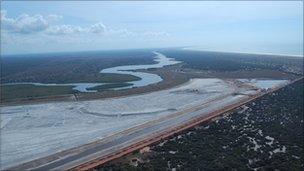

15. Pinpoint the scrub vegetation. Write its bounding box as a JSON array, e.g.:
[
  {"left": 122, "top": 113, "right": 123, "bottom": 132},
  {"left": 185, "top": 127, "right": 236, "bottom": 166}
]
[
  {"left": 86, "top": 83, "right": 133, "bottom": 92},
  {"left": 1, "top": 49, "right": 302, "bottom": 103},
  {"left": 1, "top": 84, "right": 77, "bottom": 101},
  {"left": 1, "top": 50, "right": 153, "bottom": 101},
  {"left": 160, "top": 49, "right": 303, "bottom": 75},
  {"left": 100, "top": 79, "right": 303, "bottom": 170},
  {"left": 1, "top": 49, "right": 154, "bottom": 84}
]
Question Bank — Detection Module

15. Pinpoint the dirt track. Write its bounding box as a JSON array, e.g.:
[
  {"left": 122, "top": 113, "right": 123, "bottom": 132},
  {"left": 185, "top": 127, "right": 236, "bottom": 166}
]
[
  {"left": 70, "top": 78, "right": 303, "bottom": 171},
  {"left": 6, "top": 78, "right": 302, "bottom": 171}
]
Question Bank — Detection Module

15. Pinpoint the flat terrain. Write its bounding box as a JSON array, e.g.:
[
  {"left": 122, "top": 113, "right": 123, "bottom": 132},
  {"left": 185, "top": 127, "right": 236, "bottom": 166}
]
[
  {"left": 1, "top": 49, "right": 302, "bottom": 104},
  {"left": 0, "top": 49, "right": 303, "bottom": 170},
  {"left": 160, "top": 49, "right": 303, "bottom": 75},
  {"left": 101, "top": 79, "right": 303, "bottom": 170},
  {"left": 1, "top": 49, "right": 153, "bottom": 102},
  {"left": 1, "top": 49, "right": 155, "bottom": 84},
  {"left": 1, "top": 84, "right": 78, "bottom": 101},
  {"left": 2, "top": 78, "right": 288, "bottom": 170}
]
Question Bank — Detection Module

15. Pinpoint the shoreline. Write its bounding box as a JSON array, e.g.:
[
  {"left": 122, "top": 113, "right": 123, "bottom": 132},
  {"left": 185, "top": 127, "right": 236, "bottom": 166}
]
[
  {"left": 0, "top": 65, "right": 190, "bottom": 107},
  {"left": 1, "top": 66, "right": 301, "bottom": 107},
  {"left": 182, "top": 47, "right": 303, "bottom": 58},
  {"left": 1, "top": 52, "right": 180, "bottom": 93}
]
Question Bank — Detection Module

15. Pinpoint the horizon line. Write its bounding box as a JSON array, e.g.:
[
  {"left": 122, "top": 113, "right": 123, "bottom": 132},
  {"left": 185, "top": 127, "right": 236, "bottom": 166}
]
[{"left": 1, "top": 47, "right": 303, "bottom": 58}]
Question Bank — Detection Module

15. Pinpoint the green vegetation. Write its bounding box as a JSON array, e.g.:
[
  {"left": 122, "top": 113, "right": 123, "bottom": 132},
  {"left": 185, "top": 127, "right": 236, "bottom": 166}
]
[
  {"left": 1, "top": 84, "right": 77, "bottom": 102},
  {"left": 1, "top": 80, "right": 135, "bottom": 102},
  {"left": 1, "top": 50, "right": 151, "bottom": 101},
  {"left": 96, "top": 73, "right": 140, "bottom": 83},
  {"left": 100, "top": 79, "right": 304, "bottom": 170},
  {"left": 36, "top": 73, "right": 140, "bottom": 84},
  {"left": 1, "top": 50, "right": 155, "bottom": 84},
  {"left": 87, "top": 83, "right": 133, "bottom": 92},
  {"left": 160, "top": 49, "right": 303, "bottom": 75}
]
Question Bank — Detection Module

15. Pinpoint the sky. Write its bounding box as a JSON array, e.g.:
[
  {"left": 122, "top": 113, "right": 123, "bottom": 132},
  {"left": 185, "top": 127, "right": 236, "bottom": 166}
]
[{"left": 1, "top": 1, "right": 303, "bottom": 56}]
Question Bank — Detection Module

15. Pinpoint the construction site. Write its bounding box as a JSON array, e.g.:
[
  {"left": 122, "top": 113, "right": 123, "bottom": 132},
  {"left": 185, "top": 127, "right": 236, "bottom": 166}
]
[{"left": 1, "top": 77, "right": 293, "bottom": 170}]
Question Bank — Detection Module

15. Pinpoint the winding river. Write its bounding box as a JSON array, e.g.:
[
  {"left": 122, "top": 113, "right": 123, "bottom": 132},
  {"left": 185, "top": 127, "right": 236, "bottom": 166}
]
[
  {"left": 100, "top": 52, "right": 180, "bottom": 90},
  {"left": 5, "top": 52, "right": 180, "bottom": 92}
]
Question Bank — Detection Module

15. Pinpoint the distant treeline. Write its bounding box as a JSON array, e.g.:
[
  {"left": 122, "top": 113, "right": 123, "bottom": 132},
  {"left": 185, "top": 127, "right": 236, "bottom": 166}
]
[
  {"left": 1, "top": 49, "right": 156, "bottom": 84},
  {"left": 160, "top": 49, "right": 303, "bottom": 74}
]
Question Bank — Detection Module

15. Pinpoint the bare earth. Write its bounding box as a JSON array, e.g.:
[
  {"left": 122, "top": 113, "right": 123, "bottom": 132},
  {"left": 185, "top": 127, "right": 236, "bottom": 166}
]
[{"left": 1, "top": 77, "right": 291, "bottom": 170}]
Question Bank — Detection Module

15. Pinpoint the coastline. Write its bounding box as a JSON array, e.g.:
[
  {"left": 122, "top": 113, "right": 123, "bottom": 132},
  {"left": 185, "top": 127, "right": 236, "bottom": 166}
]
[{"left": 182, "top": 47, "right": 304, "bottom": 58}]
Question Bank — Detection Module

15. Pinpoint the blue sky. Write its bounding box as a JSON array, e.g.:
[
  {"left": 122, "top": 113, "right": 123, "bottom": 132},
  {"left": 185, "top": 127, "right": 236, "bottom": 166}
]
[{"left": 1, "top": 1, "right": 303, "bottom": 56}]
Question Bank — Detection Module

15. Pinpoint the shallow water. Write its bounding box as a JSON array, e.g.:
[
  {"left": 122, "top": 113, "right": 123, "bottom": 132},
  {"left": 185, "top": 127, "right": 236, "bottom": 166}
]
[
  {"left": 100, "top": 52, "right": 180, "bottom": 89},
  {"left": 3, "top": 52, "right": 180, "bottom": 92}
]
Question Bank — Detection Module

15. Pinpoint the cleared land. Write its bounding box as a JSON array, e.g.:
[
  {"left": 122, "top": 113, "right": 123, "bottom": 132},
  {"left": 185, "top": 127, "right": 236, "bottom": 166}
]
[
  {"left": 101, "top": 79, "right": 303, "bottom": 170},
  {"left": 1, "top": 78, "right": 289, "bottom": 170},
  {"left": 0, "top": 49, "right": 302, "bottom": 170},
  {"left": 1, "top": 49, "right": 302, "bottom": 104}
]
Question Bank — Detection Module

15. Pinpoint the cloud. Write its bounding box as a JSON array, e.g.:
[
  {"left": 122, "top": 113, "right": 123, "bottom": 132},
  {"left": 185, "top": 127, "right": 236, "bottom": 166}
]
[
  {"left": 142, "top": 31, "right": 170, "bottom": 38},
  {"left": 45, "top": 23, "right": 106, "bottom": 35},
  {"left": 1, "top": 10, "right": 169, "bottom": 39},
  {"left": 1, "top": 10, "right": 54, "bottom": 34},
  {"left": 106, "top": 28, "right": 170, "bottom": 40},
  {"left": 1, "top": 9, "right": 171, "bottom": 54},
  {"left": 1, "top": 10, "right": 13, "bottom": 24},
  {"left": 46, "top": 14, "right": 63, "bottom": 22},
  {"left": 90, "top": 22, "right": 106, "bottom": 33},
  {"left": 46, "top": 25, "right": 84, "bottom": 35},
  {"left": 107, "top": 28, "right": 135, "bottom": 37},
  {"left": 1, "top": 10, "right": 19, "bottom": 31}
]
